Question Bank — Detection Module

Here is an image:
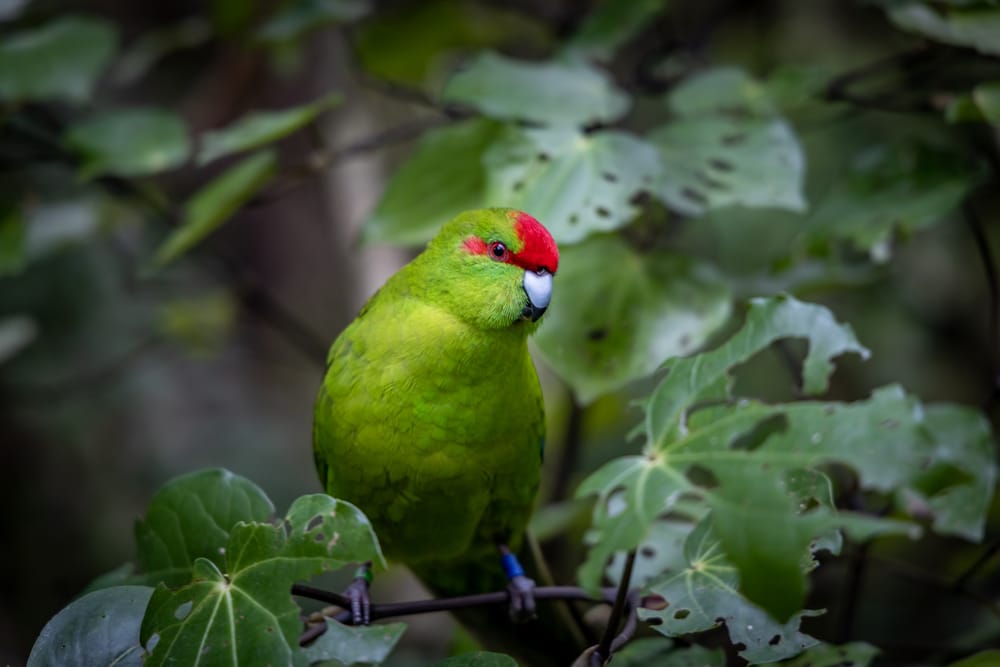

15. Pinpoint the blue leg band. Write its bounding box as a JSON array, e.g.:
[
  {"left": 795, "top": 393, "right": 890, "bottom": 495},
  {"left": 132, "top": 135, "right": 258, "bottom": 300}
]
[{"left": 501, "top": 552, "right": 525, "bottom": 579}]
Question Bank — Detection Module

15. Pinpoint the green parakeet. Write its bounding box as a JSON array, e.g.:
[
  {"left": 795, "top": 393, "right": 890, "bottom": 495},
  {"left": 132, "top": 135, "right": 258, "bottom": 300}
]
[{"left": 313, "top": 208, "right": 581, "bottom": 661}]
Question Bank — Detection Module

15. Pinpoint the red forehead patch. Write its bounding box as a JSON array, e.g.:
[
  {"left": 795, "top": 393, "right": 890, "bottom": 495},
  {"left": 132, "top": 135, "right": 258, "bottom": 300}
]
[{"left": 512, "top": 212, "right": 559, "bottom": 273}]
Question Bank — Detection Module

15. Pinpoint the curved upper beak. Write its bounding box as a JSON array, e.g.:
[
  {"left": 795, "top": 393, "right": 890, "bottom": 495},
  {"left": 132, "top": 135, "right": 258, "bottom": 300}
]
[{"left": 522, "top": 269, "right": 553, "bottom": 322}]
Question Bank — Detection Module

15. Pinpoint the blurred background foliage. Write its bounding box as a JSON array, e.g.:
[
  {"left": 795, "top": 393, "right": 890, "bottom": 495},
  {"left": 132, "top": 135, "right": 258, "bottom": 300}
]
[{"left": 2, "top": 0, "right": 1000, "bottom": 664}]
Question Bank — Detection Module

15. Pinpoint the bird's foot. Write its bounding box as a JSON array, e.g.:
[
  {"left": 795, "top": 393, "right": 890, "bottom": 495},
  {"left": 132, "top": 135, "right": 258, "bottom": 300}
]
[
  {"left": 343, "top": 565, "right": 372, "bottom": 625},
  {"left": 506, "top": 574, "right": 537, "bottom": 623}
]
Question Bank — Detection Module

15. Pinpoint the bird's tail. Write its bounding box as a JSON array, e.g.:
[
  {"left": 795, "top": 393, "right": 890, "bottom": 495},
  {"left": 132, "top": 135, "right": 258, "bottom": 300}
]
[{"left": 409, "top": 533, "right": 591, "bottom": 666}]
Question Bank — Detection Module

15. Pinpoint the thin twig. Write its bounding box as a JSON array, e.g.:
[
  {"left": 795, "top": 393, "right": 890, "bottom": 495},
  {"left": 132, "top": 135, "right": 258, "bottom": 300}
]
[
  {"left": 594, "top": 549, "right": 637, "bottom": 665},
  {"left": 953, "top": 538, "right": 1000, "bottom": 596}
]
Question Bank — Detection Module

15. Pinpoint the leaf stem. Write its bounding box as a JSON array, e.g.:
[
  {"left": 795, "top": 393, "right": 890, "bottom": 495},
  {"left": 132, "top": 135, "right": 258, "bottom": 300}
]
[{"left": 594, "top": 549, "right": 637, "bottom": 665}]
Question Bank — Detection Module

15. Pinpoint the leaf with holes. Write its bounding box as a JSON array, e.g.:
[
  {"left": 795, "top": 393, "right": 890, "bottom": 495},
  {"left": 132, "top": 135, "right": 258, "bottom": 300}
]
[
  {"left": 198, "top": 92, "right": 343, "bottom": 165},
  {"left": 441, "top": 51, "right": 630, "bottom": 126},
  {"left": 140, "top": 494, "right": 383, "bottom": 666},
  {"left": 151, "top": 150, "right": 277, "bottom": 269},
  {"left": 65, "top": 108, "right": 190, "bottom": 178},
  {"left": 363, "top": 119, "right": 505, "bottom": 246},
  {"left": 577, "top": 296, "right": 991, "bottom": 628},
  {"left": 0, "top": 16, "right": 117, "bottom": 103},
  {"left": 27, "top": 586, "right": 153, "bottom": 667},
  {"left": 532, "top": 234, "right": 730, "bottom": 404},
  {"left": 302, "top": 620, "right": 406, "bottom": 665},
  {"left": 804, "top": 137, "right": 981, "bottom": 263},
  {"left": 135, "top": 468, "right": 275, "bottom": 588},
  {"left": 648, "top": 67, "right": 805, "bottom": 216},
  {"left": 483, "top": 126, "right": 661, "bottom": 243},
  {"left": 564, "top": 0, "right": 668, "bottom": 61},
  {"left": 886, "top": 4, "right": 1000, "bottom": 56},
  {"left": 639, "top": 521, "right": 821, "bottom": 663}
]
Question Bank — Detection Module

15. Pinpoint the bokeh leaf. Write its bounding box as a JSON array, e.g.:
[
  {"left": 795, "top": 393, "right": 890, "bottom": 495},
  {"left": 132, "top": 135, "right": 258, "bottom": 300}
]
[
  {"left": 65, "top": 108, "right": 190, "bottom": 178},
  {"left": 803, "top": 138, "right": 980, "bottom": 263},
  {"left": 363, "top": 119, "right": 504, "bottom": 245},
  {"left": 780, "top": 641, "right": 879, "bottom": 667},
  {"left": 135, "top": 468, "right": 275, "bottom": 588},
  {"left": 886, "top": 4, "right": 1000, "bottom": 56},
  {"left": 257, "top": 0, "right": 371, "bottom": 43},
  {"left": 140, "top": 494, "right": 383, "bottom": 666},
  {"left": 198, "top": 92, "right": 343, "bottom": 165},
  {"left": 435, "top": 653, "right": 518, "bottom": 667},
  {"left": 441, "top": 51, "right": 630, "bottom": 126},
  {"left": 949, "top": 650, "right": 1000, "bottom": 667},
  {"left": 0, "top": 204, "right": 25, "bottom": 276},
  {"left": 0, "top": 315, "right": 37, "bottom": 365},
  {"left": 483, "top": 126, "right": 662, "bottom": 243},
  {"left": 608, "top": 637, "right": 725, "bottom": 667},
  {"left": 564, "top": 0, "right": 669, "bottom": 61},
  {"left": 27, "top": 586, "right": 153, "bottom": 667},
  {"left": 302, "top": 620, "right": 406, "bottom": 666},
  {"left": 648, "top": 67, "right": 806, "bottom": 216},
  {"left": 151, "top": 149, "right": 277, "bottom": 268},
  {"left": 0, "top": 15, "right": 117, "bottom": 103},
  {"left": 533, "top": 234, "right": 731, "bottom": 404},
  {"left": 972, "top": 81, "right": 1000, "bottom": 124}
]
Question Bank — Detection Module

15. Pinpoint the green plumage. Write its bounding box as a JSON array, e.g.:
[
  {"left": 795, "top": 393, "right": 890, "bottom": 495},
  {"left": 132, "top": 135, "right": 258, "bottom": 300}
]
[{"left": 313, "top": 208, "right": 547, "bottom": 595}]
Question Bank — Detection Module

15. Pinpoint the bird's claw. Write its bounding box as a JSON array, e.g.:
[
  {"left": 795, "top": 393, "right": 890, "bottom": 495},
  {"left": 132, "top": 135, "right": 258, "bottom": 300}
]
[
  {"left": 344, "top": 576, "right": 371, "bottom": 625},
  {"left": 506, "top": 574, "right": 537, "bottom": 623}
]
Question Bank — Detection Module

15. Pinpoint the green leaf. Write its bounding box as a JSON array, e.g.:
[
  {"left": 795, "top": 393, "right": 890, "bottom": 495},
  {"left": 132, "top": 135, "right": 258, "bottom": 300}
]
[
  {"left": 363, "top": 119, "right": 504, "bottom": 245},
  {"left": 0, "top": 15, "right": 117, "bottom": 103},
  {"left": 441, "top": 51, "right": 630, "bottom": 126},
  {"left": 257, "top": 0, "right": 371, "bottom": 43},
  {"left": 0, "top": 315, "right": 37, "bottom": 365},
  {"left": 151, "top": 150, "right": 277, "bottom": 268},
  {"left": 887, "top": 4, "right": 1000, "bottom": 56},
  {"left": 639, "top": 521, "right": 821, "bottom": 663},
  {"left": 0, "top": 204, "right": 25, "bottom": 276},
  {"left": 157, "top": 291, "right": 238, "bottom": 356},
  {"left": 198, "top": 92, "right": 343, "bottom": 165},
  {"left": 564, "top": 0, "right": 669, "bottom": 61},
  {"left": 302, "top": 620, "right": 406, "bottom": 666},
  {"left": 141, "top": 494, "right": 383, "bottom": 666},
  {"left": 27, "top": 586, "right": 153, "bottom": 667},
  {"left": 135, "top": 468, "right": 275, "bottom": 588},
  {"left": 780, "top": 641, "right": 879, "bottom": 667},
  {"left": 949, "top": 650, "right": 1000, "bottom": 667},
  {"left": 973, "top": 81, "right": 1000, "bottom": 124},
  {"left": 111, "top": 18, "right": 212, "bottom": 86},
  {"left": 533, "top": 234, "right": 731, "bottom": 403},
  {"left": 65, "top": 109, "right": 191, "bottom": 178},
  {"left": 804, "top": 138, "right": 980, "bottom": 262},
  {"left": 608, "top": 637, "right": 726, "bottom": 667},
  {"left": 435, "top": 652, "right": 518, "bottom": 667},
  {"left": 648, "top": 68, "right": 805, "bottom": 216},
  {"left": 576, "top": 297, "right": 987, "bottom": 627},
  {"left": 483, "top": 126, "right": 662, "bottom": 243}
]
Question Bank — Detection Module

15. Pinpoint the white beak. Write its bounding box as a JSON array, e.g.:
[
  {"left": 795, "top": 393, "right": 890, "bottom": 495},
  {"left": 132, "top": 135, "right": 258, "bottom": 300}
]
[{"left": 522, "top": 269, "right": 553, "bottom": 321}]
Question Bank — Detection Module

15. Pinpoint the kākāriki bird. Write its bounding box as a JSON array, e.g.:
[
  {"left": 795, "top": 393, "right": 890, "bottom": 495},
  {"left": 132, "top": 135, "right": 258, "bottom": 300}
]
[{"left": 313, "top": 208, "right": 584, "bottom": 662}]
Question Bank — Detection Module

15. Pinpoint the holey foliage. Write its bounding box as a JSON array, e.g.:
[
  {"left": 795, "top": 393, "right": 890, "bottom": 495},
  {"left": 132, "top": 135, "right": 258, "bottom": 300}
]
[{"left": 6, "top": 0, "right": 1000, "bottom": 665}]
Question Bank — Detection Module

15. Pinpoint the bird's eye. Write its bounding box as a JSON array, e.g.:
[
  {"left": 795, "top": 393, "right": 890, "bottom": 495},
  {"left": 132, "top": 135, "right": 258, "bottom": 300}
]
[{"left": 488, "top": 241, "right": 509, "bottom": 261}]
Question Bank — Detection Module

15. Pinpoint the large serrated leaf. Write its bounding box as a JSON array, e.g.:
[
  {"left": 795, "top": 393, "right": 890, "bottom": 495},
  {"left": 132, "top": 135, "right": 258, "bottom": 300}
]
[
  {"left": 648, "top": 67, "right": 806, "bottom": 217},
  {"left": 151, "top": 150, "right": 277, "bottom": 269},
  {"left": 198, "top": 92, "right": 343, "bottom": 165},
  {"left": 887, "top": 4, "right": 1000, "bottom": 56},
  {"left": 576, "top": 296, "right": 994, "bottom": 628},
  {"left": 135, "top": 468, "right": 275, "bottom": 588},
  {"left": 302, "top": 620, "right": 406, "bottom": 665},
  {"left": 483, "top": 126, "right": 661, "bottom": 243},
  {"left": 363, "top": 119, "right": 504, "bottom": 245},
  {"left": 533, "top": 234, "right": 730, "bottom": 403},
  {"left": 441, "top": 51, "right": 630, "bottom": 126},
  {"left": 0, "top": 15, "right": 117, "bottom": 103},
  {"left": 65, "top": 108, "right": 190, "bottom": 178},
  {"left": 140, "top": 494, "right": 383, "bottom": 666},
  {"left": 27, "top": 586, "right": 153, "bottom": 667}
]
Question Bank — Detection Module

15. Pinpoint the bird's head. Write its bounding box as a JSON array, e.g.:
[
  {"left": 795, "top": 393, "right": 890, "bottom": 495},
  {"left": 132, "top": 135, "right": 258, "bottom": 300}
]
[{"left": 419, "top": 208, "right": 559, "bottom": 330}]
